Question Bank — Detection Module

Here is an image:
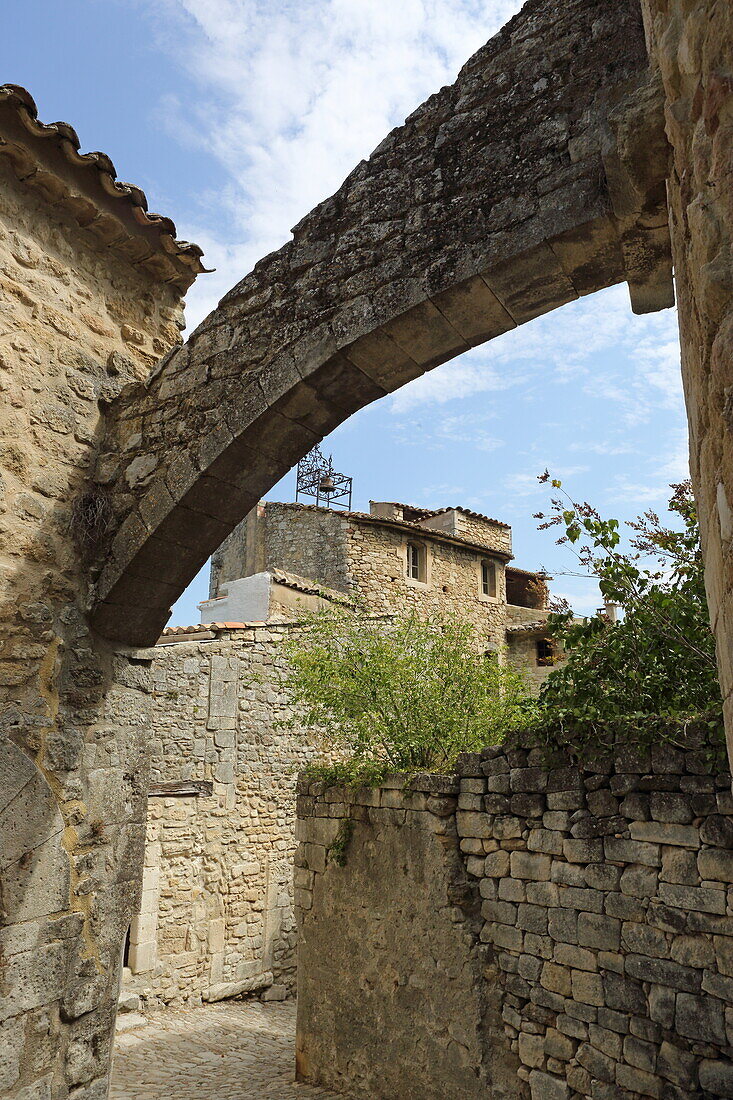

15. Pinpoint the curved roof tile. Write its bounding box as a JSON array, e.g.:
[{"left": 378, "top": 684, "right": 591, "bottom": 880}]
[{"left": 0, "top": 84, "right": 208, "bottom": 291}]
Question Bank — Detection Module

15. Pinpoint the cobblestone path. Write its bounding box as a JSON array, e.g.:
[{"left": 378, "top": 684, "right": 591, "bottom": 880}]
[{"left": 110, "top": 1001, "right": 341, "bottom": 1099}]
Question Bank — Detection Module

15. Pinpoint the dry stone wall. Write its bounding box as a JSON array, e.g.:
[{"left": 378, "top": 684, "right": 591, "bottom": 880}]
[
  {"left": 295, "top": 774, "right": 519, "bottom": 1100},
  {"left": 118, "top": 625, "right": 321, "bottom": 1007},
  {"left": 296, "top": 735, "right": 733, "bottom": 1100}
]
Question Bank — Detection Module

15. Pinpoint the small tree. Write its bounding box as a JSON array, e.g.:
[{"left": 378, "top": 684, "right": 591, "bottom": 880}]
[
  {"left": 281, "top": 609, "right": 535, "bottom": 780},
  {"left": 533, "top": 477, "right": 724, "bottom": 753}
]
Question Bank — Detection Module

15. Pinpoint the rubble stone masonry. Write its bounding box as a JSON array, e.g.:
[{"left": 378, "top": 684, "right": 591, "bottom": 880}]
[
  {"left": 640, "top": 0, "right": 733, "bottom": 768},
  {"left": 296, "top": 738, "right": 733, "bottom": 1100},
  {"left": 0, "top": 104, "right": 191, "bottom": 1098},
  {"left": 118, "top": 625, "right": 320, "bottom": 1008}
]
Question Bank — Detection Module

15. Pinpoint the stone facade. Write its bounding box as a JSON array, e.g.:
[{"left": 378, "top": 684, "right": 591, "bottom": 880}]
[
  {"left": 0, "top": 86, "right": 202, "bottom": 1099},
  {"left": 639, "top": 0, "right": 733, "bottom": 773},
  {"left": 124, "top": 501, "right": 554, "bottom": 1010},
  {"left": 296, "top": 737, "right": 733, "bottom": 1099},
  {"left": 118, "top": 624, "right": 321, "bottom": 1008},
  {"left": 209, "top": 499, "right": 553, "bottom": 664}
]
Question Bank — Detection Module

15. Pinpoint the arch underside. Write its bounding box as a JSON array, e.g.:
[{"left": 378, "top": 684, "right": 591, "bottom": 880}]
[{"left": 91, "top": 0, "right": 673, "bottom": 647}]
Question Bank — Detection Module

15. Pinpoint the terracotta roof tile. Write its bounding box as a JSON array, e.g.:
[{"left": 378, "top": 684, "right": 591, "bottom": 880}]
[
  {"left": 506, "top": 621, "right": 550, "bottom": 634},
  {"left": 376, "top": 501, "right": 510, "bottom": 529},
  {"left": 0, "top": 84, "right": 208, "bottom": 291}
]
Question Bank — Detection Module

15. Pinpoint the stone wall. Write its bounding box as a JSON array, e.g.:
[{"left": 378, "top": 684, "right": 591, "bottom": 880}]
[
  {"left": 296, "top": 735, "right": 733, "bottom": 1099},
  {"left": 640, "top": 0, "right": 733, "bottom": 772},
  {"left": 506, "top": 630, "right": 555, "bottom": 692},
  {"left": 295, "top": 775, "right": 519, "bottom": 1100},
  {"left": 118, "top": 624, "right": 320, "bottom": 1007},
  {"left": 0, "top": 106, "right": 190, "bottom": 1098}
]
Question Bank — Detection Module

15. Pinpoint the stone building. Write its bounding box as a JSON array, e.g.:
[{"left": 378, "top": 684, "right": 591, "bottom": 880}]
[
  {"left": 206, "top": 498, "right": 558, "bottom": 680},
  {"left": 0, "top": 83, "right": 206, "bottom": 1097}
]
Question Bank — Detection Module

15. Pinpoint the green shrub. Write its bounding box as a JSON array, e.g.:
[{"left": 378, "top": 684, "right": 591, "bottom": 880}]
[
  {"left": 281, "top": 609, "right": 535, "bottom": 780},
  {"left": 533, "top": 478, "right": 724, "bottom": 756}
]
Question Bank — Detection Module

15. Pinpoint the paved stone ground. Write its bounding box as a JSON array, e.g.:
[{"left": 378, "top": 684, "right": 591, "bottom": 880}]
[{"left": 110, "top": 1000, "right": 341, "bottom": 1099}]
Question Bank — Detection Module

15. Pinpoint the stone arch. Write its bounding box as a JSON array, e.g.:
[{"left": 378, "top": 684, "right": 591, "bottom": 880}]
[{"left": 91, "top": 0, "right": 673, "bottom": 647}]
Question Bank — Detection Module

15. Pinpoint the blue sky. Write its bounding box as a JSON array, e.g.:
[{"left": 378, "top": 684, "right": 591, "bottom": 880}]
[{"left": 4, "top": 1, "right": 687, "bottom": 626}]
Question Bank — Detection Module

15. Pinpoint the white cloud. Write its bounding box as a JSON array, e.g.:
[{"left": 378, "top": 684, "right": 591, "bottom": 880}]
[
  {"left": 505, "top": 465, "right": 590, "bottom": 499},
  {"left": 390, "top": 283, "right": 682, "bottom": 420},
  {"left": 568, "top": 440, "right": 637, "bottom": 457},
  {"left": 551, "top": 582, "right": 602, "bottom": 617},
  {"left": 391, "top": 356, "right": 530, "bottom": 412},
  {"left": 393, "top": 410, "right": 504, "bottom": 452},
  {"left": 605, "top": 431, "right": 690, "bottom": 507}
]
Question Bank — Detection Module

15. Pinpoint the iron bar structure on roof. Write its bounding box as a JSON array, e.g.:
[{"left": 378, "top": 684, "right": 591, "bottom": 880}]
[{"left": 295, "top": 445, "right": 352, "bottom": 510}]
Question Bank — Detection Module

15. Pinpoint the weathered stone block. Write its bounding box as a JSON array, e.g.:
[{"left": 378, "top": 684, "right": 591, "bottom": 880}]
[
  {"left": 571, "top": 970, "right": 604, "bottom": 1007},
  {"left": 615, "top": 1063, "right": 662, "bottom": 1098},
  {"left": 577, "top": 1041, "right": 615, "bottom": 1083},
  {"left": 557, "top": 886, "right": 603, "bottom": 913},
  {"left": 676, "top": 993, "right": 726, "bottom": 1045},
  {"left": 699, "top": 1059, "right": 733, "bottom": 1098},
  {"left": 698, "top": 847, "right": 733, "bottom": 883},
  {"left": 528, "top": 829, "right": 564, "bottom": 855},
  {"left": 526, "top": 882, "right": 559, "bottom": 908},
  {"left": 617, "top": 856, "right": 657, "bottom": 894},
  {"left": 528, "top": 1069, "right": 569, "bottom": 1100},
  {"left": 605, "top": 837, "right": 661, "bottom": 866},
  {"left": 518, "top": 1031, "right": 545, "bottom": 1069},
  {"left": 541, "top": 962, "right": 572, "bottom": 997},
  {"left": 603, "top": 973, "right": 646, "bottom": 1015},
  {"left": 700, "top": 814, "right": 733, "bottom": 849},
  {"left": 626, "top": 954, "right": 701, "bottom": 993},
  {"left": 646, "top": 983, "right": 675, "bottom": 1029},
  {"left": 511, "top": 851, "right": 552, "bottom": 881},
  {"left": 518, "top": 904, "right": 549, "bottom": 935},
  {"left": 621, "top": 922, "right": 668, "bottom": 959},
  {"left": 658, "top": 882, "right": 726, "bottom": 914},
  {"left": 656, "top": 1040, "right": 697, "bottom": 1090},
  {"left": 456, "top": 811, "right": 493, "bottom": 839},
  {"left": 660, "top": 848, "right": 699, "bottom": 885},
  {"left": 629, "top": 822, "right": 699, "bottom": 848},
  {"left": 484, "top": 851, "right": 510, "bottom": 878},
  {"left": 563, "top": 839, "right": 603, "bottom": 863},
  {"left": 548, "top": 908, "right": 578, "bottom": 945},
  {"left": 649, "top": 792, "right": 693, "bottom": 824},
  {"left": 584, "top": 864, "right": 621, "bottom": 891}
]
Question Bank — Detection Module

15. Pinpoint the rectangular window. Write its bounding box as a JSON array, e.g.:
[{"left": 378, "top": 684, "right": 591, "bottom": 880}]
[
  {"left": 407, "top": 542, "right": 421, "bottom": 580},
  {"left": 536, "top": 639, "right": 554, "bottom": 666},
  {"left": 481, "top": 560, "right": 496, "bottom": 598}
]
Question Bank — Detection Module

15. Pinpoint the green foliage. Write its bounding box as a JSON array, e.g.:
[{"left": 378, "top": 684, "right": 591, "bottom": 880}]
[
  {"left": 533, "top": 478, "right": 724, "bottom": 753},
  {"left": 281, "top": 608, "right": 535, "bottom": 777},
  {"left": 327, "top": 818, "right": 354, "bottom": 867},
  {"left": 300, "top": 759, "right": 393, "bottom": 789}
]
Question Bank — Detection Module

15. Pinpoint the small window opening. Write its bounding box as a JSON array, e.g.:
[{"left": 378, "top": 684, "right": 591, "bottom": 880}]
[
  {"left": 406, "top": 542, "right": 425, "bottom": 582},
  {"left": 481, "top": 559, "right": 496, "bottom": 598},
  {"left": 536, "top": 639, "right": 554, "bottom": 667}
]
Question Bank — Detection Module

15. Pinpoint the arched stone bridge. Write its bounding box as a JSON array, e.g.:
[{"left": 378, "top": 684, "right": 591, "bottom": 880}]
[{"left": 91, "top": 0, "right": 672, "bottom": 646}]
